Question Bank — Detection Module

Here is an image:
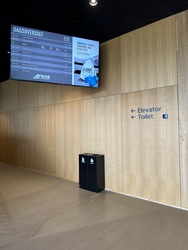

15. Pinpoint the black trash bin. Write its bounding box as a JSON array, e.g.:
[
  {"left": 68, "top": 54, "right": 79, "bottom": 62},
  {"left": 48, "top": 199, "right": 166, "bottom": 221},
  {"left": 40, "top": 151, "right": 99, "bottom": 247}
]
[{"left": 79, "top": 153, "right": 105, "bottom": 193}]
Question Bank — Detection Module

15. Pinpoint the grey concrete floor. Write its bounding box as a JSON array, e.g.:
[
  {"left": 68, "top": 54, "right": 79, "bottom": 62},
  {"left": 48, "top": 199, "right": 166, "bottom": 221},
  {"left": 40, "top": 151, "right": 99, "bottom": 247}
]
[{"left": 1, "top": 162, "right": 188, "bottom": 250}]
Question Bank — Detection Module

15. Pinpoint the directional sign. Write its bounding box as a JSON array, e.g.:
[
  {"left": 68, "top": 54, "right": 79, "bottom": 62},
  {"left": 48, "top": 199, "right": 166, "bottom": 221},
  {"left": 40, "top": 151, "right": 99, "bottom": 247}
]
[{"left": 130, "top": 106, "right": 168, "bottom": 120}]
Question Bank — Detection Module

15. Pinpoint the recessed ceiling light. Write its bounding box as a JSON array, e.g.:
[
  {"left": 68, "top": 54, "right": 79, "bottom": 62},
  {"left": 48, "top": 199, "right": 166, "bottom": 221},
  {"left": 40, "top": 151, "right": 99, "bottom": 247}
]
[{"left": 89, "top": 0, "right": 98, "bottom": 6}]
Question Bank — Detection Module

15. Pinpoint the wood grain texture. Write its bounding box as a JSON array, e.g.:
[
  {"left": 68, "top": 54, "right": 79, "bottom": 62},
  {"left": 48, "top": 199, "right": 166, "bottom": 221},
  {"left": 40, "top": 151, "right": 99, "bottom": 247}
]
[
  {"left": 54, "top": 84, "right": 85, "bottom": 104},
  {"left": 34, "top": 106, "right": 56, "bottom": 175},
  {"left": 55, "top": 101, "right": 84, "bottom": 182},
  {"left": 17, "top": 81, "right": 35, "bottom": 109},
  {"left": 120, "top": 15, "right": 177, "bottom": 93},
  {"left": 176, "top": 10, "right": 188, "bottom": 208},
  {"left": 121, "top": 86, "right": 180, "bottom": 205},
  {"left": 0, "top": 83, "right": 3, "bottom": 111},
  {"left": 17, "top": 108, "right": 35, "bottom": 170},
  {"left": 0, "top": 111, "right": 18, "bottom": 164},
  {"left": 3, "top": 80, "right": 18, "bottom": 111},
  {"left": 83, "top": 95, "right": 123, "bottom": 192},
  {"left": 18, "top": 80, "right": 83, "bottom": 108}
]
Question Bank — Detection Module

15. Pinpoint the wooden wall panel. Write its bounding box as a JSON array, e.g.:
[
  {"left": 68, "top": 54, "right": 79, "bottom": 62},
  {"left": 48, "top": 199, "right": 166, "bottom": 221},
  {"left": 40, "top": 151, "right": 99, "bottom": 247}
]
[
  {"left": 55, "top": 101, "right": 84, "bottom": 182},
  {"left": 6, "top": 111, "right": 18, "bottom": 165},
  {"left": 3, "top": 81, "right": 18, "bottom": 111},
  {"left": 17, "top": 81, "right": 35, "bottom": 109},
  {"left": 0, "top": 113, "right": 5, "bottom": 160},
  {"left": 84, "top": 38, "right": 121, "bottom": 99},
  {"left": 17, "top": 79, "right": 87, "bottom": 107},
  {"left": 54, "top": 84, "right": 85, "bottom": 104},
  {"left": 176, "top": 10, "right": 188, "bottom": 208},
  {"left": 17, "top": 106, "right": 57, "bottom": 175},
  {"left": 120, "top": 16, "right": 177, "bottom": 93},
  {"left": 83, "top": 95, "right": 123, "bottom": 192},
  {"left": 33, "top": 82, "right": 55, "bottom": 107},
  {"left": 0, "top": 111, "right": 18, "bottom": 164},
  {"left": 17, "top": 108, "right": 35, "bottom": 170},
  {"left": 32, "top": 107, "right": 44, "bottom": 172},
  {"left": 0, "top": 83, "right": 3, "bottom": 111},
  {"left": 34, "top": 106, "right": 56, "bottom": 175},
  {"left": 121, "top": 86, "right": 180, "bottom": 206}
]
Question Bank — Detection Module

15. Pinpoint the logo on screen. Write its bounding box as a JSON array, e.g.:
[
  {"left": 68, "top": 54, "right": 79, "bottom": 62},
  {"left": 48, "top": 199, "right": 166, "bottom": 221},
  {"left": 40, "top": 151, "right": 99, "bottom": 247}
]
[{"left": 33, "top": 74, "right": 50, "bottom": 80}]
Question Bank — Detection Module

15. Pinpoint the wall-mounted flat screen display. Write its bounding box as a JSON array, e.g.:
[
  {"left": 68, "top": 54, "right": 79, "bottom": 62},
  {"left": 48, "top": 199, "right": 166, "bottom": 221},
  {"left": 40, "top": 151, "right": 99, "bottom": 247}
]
[{"left": 10, "top": 25, "right": 99, "bottom": 88}]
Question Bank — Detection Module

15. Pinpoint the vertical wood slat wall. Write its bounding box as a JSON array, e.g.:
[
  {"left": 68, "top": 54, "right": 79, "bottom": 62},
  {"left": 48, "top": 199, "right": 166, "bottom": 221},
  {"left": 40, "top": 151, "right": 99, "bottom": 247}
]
[
  {"left": 177, "top": 11, "right": 188, "bottom": 208},
  {"left": 0, "top": 11, "right": 187, "bottom": 209}
]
